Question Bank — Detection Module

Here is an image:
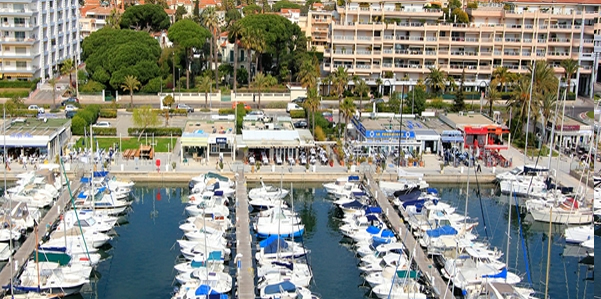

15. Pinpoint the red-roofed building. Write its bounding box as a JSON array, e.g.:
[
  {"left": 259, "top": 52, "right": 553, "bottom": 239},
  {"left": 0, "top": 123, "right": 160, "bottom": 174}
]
[{"left": 280, "top": 8, "right": 301, "bottom": 24}]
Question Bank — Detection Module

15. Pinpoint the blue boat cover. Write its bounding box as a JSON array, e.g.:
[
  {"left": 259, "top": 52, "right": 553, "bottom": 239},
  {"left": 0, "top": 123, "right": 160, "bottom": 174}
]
[
  {"left": 260, "top": 235, "right": 289, "bottom": 254},
  {"left": 341, "top": 200, "right": 365, "bottom": 209},
  {"left": 208, "top": 251, "right": 222, "bottom": 261},
  {"left": 482, "top": 268, "right": 507, "bottom": 279},
  {"left": 402, "top": 199, "right": 426, "bottom": 209},
  {"left": 380, "top": 230, "right": 395, "bottom": 238},
  {"left": 365, "top": 214, "right": 379, "bottom": 222},
  {"left": 364, "top": 207, "right": 382, "bottom": 214},
  {"left": 190, "top": 260, "right": 206, "bottom": 268},
  {"left": 264, "top": 281, "right": 296, "bottom": 295},
  {"left": 272, "top": 261, "right": 294, "bottom": 270},
  {"left": 425, "top": 225, "right": 458, "bottom": 238},
  {"left": 397, "top": 189, "right": 422, "bottom": 202},
  {"left": 93, "top": 171, "right": 109, "bottom": 177},
  {"left": 426, "top": 188, "right": 438, "bottom": 194},
  {"left": 414, "top": 203, "right": 424, "bottom": 213},
  {"left": 80, "top": 177, "right": 91, "bottom": 183},
  {"left": 366, "top": 226, "right": 381, "bottom": 234},
  {"left": 97, "top": 186, "right": 107, "bottom": 193},
  {"left": 77, "top": 192, "right": 87, "bottom": 199},
  {"left": 348, "top": 175, "right": 360, "bottom": 181},
  {"left": 206, "top": 172, "right": 229, "bottom": 182},
  {"left": 214, "top": 190, "right": 223, "bottom": 196},
  {"left": 372, "top": 236, "right": 392, "bottom": 247},
  {"left": 195, "top": 285, "right": 221, "bottom": 295},
  {"left": 352, "top": 191, "right": 366, "bottom": 197}
]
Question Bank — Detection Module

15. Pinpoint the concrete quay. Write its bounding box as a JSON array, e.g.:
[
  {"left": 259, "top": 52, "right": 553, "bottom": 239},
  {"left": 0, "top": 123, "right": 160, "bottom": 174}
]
[{"left": 234, "top": 171, "right": 255, "bottom": 299}]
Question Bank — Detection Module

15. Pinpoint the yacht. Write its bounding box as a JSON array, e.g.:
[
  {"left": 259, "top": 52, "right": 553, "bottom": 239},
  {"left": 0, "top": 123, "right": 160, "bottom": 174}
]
[
  {"left": 526, "top": 198, "right": 593, "bottom": 224},
  {"left": 564, "top": 225, "right": 594, "bottom": 244},
  {"left": 254, "top": 207, "right": 304, "bottom": 238},
  {"left": 248, "top": 180, "right": 289, "bottom": 201},
  {"left": 255, "top": 236, "right": 309, "bottom": 264},
  {"left": 323, "top": 176, "right": 362, "bottom": 198},
  {"left": 259, "top": 281, "right": 319, "bottom": 299}
]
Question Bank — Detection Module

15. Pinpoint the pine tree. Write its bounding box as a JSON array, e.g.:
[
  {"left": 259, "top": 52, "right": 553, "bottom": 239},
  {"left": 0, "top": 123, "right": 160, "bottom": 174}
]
[
  {"left": 452, "top": 69, "right": 466, "bottom": 112},
  {"left": 193, "top": 0, "right": 200, "bottom": 23}
]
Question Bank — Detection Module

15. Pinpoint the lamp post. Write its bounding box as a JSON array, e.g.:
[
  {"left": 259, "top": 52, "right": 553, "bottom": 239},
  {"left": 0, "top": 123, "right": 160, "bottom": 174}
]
[
  {"left": 178, "top": 68, "right": 181, "bottom": 104},
  {"left": 411, "top": 84, "right": 415, "bottom": 115},
  {"left": 479, "top": 81, "right": 488, "bottom": 114}
]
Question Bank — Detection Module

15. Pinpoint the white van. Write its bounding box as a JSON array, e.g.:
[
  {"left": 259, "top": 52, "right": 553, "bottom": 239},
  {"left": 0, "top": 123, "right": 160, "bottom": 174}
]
[{"left": 286, "top": 103, "right": 303, "bottom": 113}]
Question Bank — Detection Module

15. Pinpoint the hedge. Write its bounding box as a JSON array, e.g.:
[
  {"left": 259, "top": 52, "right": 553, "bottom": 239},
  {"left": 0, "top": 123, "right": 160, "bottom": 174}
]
[
  {"left": 91, "top": 127, "right": 117, "bottom": 136},
  {"left": 219, "top": 108, "right": 235, "bottom": 115},
  {"left": 0, "top": 91, "right": 30, "bottom": 98},
  {"left": 71, "top": 105, "right": 101, "bottom": 135},
  {"left": 12, "top": 110, "right": 38, "bottom": 117},
  {"left": 0, "top": 80, "right": 38, "bottom": 90},
  {"left": 99, "top": 109, "right": 118, "bottom": 118},
  {"left": 127, "top": 127, "right": 183, "bottom": 136},
  {"left": 289, "top": 110, "right": 306, "bottom": 118}
]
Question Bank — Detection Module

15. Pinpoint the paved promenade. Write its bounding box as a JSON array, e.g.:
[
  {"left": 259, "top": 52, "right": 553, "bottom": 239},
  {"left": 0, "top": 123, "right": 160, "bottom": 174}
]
[{"left": 234, "top": 171, "right": 255, "bottom": 299}]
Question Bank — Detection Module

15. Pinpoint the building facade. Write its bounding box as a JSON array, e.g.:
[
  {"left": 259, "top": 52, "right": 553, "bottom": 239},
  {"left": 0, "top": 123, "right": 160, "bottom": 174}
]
[
  {"left": 0, "top": 0, "right": 80, "bottom": 81},
  {"left": 323, "top": 0, "right": 600, "bottom": 97}
]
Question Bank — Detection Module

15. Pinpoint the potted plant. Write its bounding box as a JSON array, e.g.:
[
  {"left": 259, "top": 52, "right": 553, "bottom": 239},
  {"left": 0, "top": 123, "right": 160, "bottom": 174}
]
[
  {"left": 219, "top": 161, "right": 224, "bottom": 171},
  {"left": 256, "top": 163, "right": 261, "bottom": 172},
  {"left": 171, "top": 162, "right": 176, "bottom": 171}
]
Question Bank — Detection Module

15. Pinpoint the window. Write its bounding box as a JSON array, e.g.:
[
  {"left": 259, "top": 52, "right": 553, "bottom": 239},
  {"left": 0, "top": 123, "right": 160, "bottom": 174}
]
[
  {"left": 13, "top": 4, "right": 24, "bottom": 12},
  {"left": 1, "top": 18, "right": 7, "bottom": 24},
  {"left": 229, "top": 50, "right": 233, "bottom": 62},
  {"left": 14, "top": 32, "right": 25, "bottom": 41},
  {"left": 15, "top": 47, "right": 26, "bottom": 54},
  {"left": 14, "top": 18, "right": 25, "bottom": 26},
  {"left": 16, "top": 61, "right": 26, "bottom": 69},
  {"left": 4, "top": 46, "right": 9, "bottom": 51}
]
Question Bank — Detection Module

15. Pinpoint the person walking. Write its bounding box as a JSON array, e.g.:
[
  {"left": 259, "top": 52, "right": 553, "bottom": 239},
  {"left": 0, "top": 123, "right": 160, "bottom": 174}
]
[
  {"left": 476, "top": 162, "right": 482, "bottom": 173},
  {"left": 22, "top": 156, "right": 27, "bottom": 170}
]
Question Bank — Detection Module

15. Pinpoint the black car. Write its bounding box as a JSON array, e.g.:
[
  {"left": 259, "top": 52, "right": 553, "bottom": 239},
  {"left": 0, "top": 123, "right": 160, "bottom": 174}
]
[
  {"left": 294, "top": 120, "right": 308, "bottom": 129},
  {"left": 65, "top": 110, "right": 77, "bottom": 119},
  {"left": 61, "top": 97, "right": 79, "bottom": 106},
  {"left": 292, "top": 97, "right": 307, "bottom": 104}
]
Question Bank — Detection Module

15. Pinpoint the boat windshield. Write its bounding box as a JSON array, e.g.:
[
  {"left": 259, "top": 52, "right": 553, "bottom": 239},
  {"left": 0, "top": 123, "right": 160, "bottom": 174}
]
[{"left": 509, "top": 168, "right": 522, "bottom": 175}]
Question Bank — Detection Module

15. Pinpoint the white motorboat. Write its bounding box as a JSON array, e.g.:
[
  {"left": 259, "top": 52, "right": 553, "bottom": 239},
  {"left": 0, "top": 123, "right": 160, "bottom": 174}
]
[
  {"left": 254, "top": 207, "right": 304, "bottom": 238},
  {"left": 527, "top": 198, "right": 593, "bottom": 224},
  {"left": 371, "top": 278, "right": 428, "bottom": 299},
  {"left": 1, "top": 201, "right": 40, "bottom": 230},
  {"left": 180, "top": 243, "right": 231, "bottom": 260},
  {"left": 323, "top": 175, "right": 362, "bottom": 198},
  {"left": 175, "top": 269, "right": 233, "bottom": 288},
  {"left": 55, "top": 210, "right": 116, "bottom": 234},
  {"left": 174, "top": 255, "right": 225, "bottom": 274},
  {"left": 171, "top": 283, "right": 227, "bottom": 299},
  {"left": 466, "top": 281, "right": 538, "bottom": 299},
  {"left": 339, "top": 214, "right": 381, "bottom": 238},
  {"left": 581, "top": 238, "right": 593, "bottom": 250},
  {"left": 258, "top": 267, "right": 312, "bottom": 288},
  {"left": 249, "top": 197, "right": 288, "bottom": 210},
  {"left": 496, "top": 165, "right": 549, "bottom": 182},
  {"left": 259, "top": 281, "right": 318, "bottom": 299},
  {"left": 0, "top": 243, "right": 13, "bottom": 261},
  {"left": 255, "top": 236, "right": 309, "bottom": 264},
  {"left": 358, "top": 252, "right": 406, "bottom": 273},
  {"left": 15, "top": 267, "right": 89, "bottom": 296},
  {"left": 499, "top": 178, "right": 547, "bottom": 197},
  {"left": 23, "top": 260, "right": 93, "bottom": 279},
  {"left": 8, "top": 186, "right": 53, "bottom": 209},
  {"left": 379, "top": 179, "right": 428, "bottom": 197},
  {"left": 184, "top": 192, "right": 230, "bottom": 218},
  {"left": 188, "top": 172, "right": 234, "bottom": 191},
  {"left": 248, "top": 180, "right": 289, "bottom": 200},
  {"left": 49, "top": 228, "right": 112, "bottom": 248},
  {"left": 564, "top": 225, "right": 594, "bottom": 244},
  {"left": 179, "top": 216, "right": 229, "bottom": 233},
  {"left": 72, "top": 190, "right": 130, "bottom": 216}
]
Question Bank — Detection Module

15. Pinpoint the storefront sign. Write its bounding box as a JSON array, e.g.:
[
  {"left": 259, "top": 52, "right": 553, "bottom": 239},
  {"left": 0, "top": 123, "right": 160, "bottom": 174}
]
[
  {"left": 216, "top": 137, "right": 227, "bottom": 144},
  {"left": 556, "top": 124, "right": 580, "bottom": 131}
]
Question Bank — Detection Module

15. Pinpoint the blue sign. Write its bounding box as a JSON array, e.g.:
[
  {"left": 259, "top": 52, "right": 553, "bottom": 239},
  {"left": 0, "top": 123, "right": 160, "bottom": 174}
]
[
  {"left": 216, "top": 137, "right": 227, "bottom": 144},
  {"left": 365, "top": 130, "right": 415, "bottom": 139}
]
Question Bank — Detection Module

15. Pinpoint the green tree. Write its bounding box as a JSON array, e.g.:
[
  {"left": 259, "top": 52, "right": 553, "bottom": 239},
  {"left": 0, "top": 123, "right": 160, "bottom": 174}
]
[
  {"left": 119, "top": 4, "right": 170, "bottom": 31},
  {"left": 560, "top": 58, "right": 579, "bottom": 97},
  {"left": 252, "top": 72, "right": 277, "bottom": 110},
  {"left": 303, "top": 87, "right": 320, "bottom": 133},
  {"left": 228, "top": 21, "right": 244, "bottom": 93},
  {"left": 121, "top": 75, "right": 141, "bottom": 108},
  {"left": 487, "top": 80, "right": 501, "bottom": 116},
  {"left": 507, "top": 77, "right": 532, "bottom": 135},
  {"left": 168, "top": 19, "right": 211, "bottom": 89},
  {"left": 242, "top": 4, "right": 262, "bottom": 15},
  {"left": 339, "top": 97, "right": 356, "bottom": 143},
  {"left": 106, "top": 9, "right": 122, "bottom": 29},
  {"left": 410, "top": 83, "right": 427, "bottom": 115},
  {"left": 425, "top": 66, "right": 447, "bottom": 95},
  {"left": 297, "top": 58, "right": 319, "bottom": 91},
  {"left": 452, "top": 69, "right": 466, "bottom": 112},
  {"left": 162, "top": 94, "right": 174, "bottom": 125},
  {"left": 332, "top": 66, "right": 349, "bottom": 123},
  {"left": 175, "top": 5, "right": 187, "bottom": 22},
  {"left": 196, "top": 75, "right": 213, "bottom": 109},
  {"left": 60, "top": 58, "right": 75, "bottom": 88},
  {"left": 192, "top": 0, "right": 200, "bottom": 23},
  {"left": 132, "top": 105, "right": 161, "bottom": 140},
  {"left": 48, "top": 78, "right": 58, "bottom": 109},
  {"left": 354, "top": 78, "right": 369, "bottom": 118},
  {"left": 201, "top": 6, "right": 220, "bottom": 89},
  {"left": 225, "top": 9, "right": 241, "bottom": 27},
  {"left": 272, "top": 0, "right": 301, "bottom": 11},
  {"left": 492, "top": 66, "right": 515, "bottom": 92}
]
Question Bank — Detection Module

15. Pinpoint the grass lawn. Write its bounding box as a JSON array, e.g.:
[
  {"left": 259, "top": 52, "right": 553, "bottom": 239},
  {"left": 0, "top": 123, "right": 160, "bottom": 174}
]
[
  {"left": 0, "top": 88, "right": 30, "bottom": 92},
  {"left": 586, "top": 110, "right": 594, "bottom": 119},
  {"left": 525, "top": 145, "right": 559, "bottom": 158},
  {"left": 74, "top": 137, "right": 177, "bottom": 152}
]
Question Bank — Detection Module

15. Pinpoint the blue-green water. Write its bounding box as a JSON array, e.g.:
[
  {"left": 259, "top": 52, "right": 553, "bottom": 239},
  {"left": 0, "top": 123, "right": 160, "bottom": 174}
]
[{"left": 75, "top": 184, "right": 593, "bottom": 299}]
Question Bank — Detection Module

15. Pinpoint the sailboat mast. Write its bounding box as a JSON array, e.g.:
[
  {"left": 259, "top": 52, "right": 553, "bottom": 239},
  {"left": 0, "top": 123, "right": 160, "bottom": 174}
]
[
  {"left": 544, "top": 207, "right": 552, "bottom": 299},
  {"left": 464, "top": 154, "right": 470, "bottom": 232},
  {"left": 546, "top": 85, "right": 564, "bottom": 170},
  {"left": 524, "top": 61, "right": 536, "bottom": 163},
  {"left": 505, "top": 182, "right": 512, "bottom": 282},
  {"left": 90, "top": 125, "right": 95, "bottom": 210},
  {"left": 4, "top": 105, "right": 13, "bottom": 297},
  {"left": 35, "top": 223, "right": 40, "bottom": 292}
]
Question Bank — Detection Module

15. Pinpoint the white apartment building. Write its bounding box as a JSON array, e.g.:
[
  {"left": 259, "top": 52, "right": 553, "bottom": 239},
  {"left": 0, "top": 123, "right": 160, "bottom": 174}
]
[
  {"left": 323, "top": 0, "right": 600, "bottom": 97},
  {"left": 0, "top": 0, "right": 80, "bottom": 81}
]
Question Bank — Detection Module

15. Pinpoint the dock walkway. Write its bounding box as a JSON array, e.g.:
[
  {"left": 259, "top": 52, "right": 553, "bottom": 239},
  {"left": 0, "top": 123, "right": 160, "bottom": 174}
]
[
  {"left": 365, "top": 173, "right": 456, "bottom": 299},
  {"left": 0, "top": 179, "right": 82, "bottom": 290},
  {"left": 235, "top": 171, "right": 255, "bottom": 299}
]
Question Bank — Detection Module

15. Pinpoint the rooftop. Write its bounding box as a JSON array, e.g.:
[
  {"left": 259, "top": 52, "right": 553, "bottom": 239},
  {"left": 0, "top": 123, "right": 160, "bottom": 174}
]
[
  {"left": 1, "top": 118, "right": 70, "bottom": 137},
  {"left": 439, "top": 113, "right": 497, "bottom": 130},
  {"left": 242, "top": 116, "right": 294, "bottom": 131},
  {"left": 183, "top": 119, "right": 235, "bottom": 136}
]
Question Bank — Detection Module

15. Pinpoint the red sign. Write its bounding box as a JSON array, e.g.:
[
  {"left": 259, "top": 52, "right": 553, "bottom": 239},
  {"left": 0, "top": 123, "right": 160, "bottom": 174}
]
[
  {"left": 156, "top": 159, "right": 161, "bottom": 167},
  {"left": 555, "top": 124, "right": 580, "bottom": 131}
]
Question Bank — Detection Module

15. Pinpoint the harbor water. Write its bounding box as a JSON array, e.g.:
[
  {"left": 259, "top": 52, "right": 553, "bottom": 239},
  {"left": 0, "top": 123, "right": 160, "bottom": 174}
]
[{"left": 65, "top": 183, "right": 593, "bottom": 299}]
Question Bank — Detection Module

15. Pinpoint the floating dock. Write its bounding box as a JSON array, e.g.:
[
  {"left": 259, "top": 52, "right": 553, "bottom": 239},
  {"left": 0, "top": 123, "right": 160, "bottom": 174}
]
[
  {"left": 234, "top": 171, "right": 255, "bottom": 299},
  {"left": 364, "top": 173, "right": 456, "bottom": 299},
  {"left": 0, "top": 179, "right": 82, "bottom": 290}
]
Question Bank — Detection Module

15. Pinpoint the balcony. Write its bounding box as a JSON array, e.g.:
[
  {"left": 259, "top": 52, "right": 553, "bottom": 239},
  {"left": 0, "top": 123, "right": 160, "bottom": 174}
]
[
  {"left": 450, "top": 51, "right": 478, "bottom": 56},
  {"left": 547, "top": 51, "right": 570, "bottom": 57},
  {"left": 503, "top": 51, "right": 520, "bottom": 57},
  {"left": 356, "top": 36, "right": 372, "bottom": 42},
  {"left": 1, "top": 36, "right": 36, "bottom": 44},
  {"left": 549, "top": 24, "right": 572, "bottom": 31},
  {"left": 312, "top": 18, "right": 329, "bottom": 24},
  {"left": 548, "top": 38, "right": 570, "bottom": 44},
  {"left": 383, "top": 7, "right": 443, "bottom": 17},
  {"left": 394, "top": 64, "right": 423, "bottom": 70},
  {"left": 504, "top": 38, "right": 522, "bottom": 44}
]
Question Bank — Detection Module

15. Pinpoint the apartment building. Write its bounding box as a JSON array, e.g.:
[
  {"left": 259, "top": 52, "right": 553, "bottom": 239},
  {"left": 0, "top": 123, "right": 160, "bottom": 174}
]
[
  {"left": 303, "top": 3, "right": 333, "bottom": 52},
  {"left": 323, "top": 0, "right": 600, "bottom": 97},
  {"left": 0, "top": 0, "right": 80, "bottom": 81}
]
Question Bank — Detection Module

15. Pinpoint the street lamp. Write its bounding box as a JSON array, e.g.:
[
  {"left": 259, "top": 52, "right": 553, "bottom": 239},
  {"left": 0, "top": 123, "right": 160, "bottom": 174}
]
[
  {"left": 397, "top": 92, "right": 404, "bottom": 179},
  {"left": 479, "top": 81, "right": 488, "bottom": 114},
  {"left": 178, "top": 68, "right": 181, "bottom": 104}
]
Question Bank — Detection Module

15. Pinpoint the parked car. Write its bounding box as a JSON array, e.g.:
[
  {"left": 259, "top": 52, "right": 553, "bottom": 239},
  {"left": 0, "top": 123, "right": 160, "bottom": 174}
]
[
  {"left": 64, "top": 105, "right": 78, "bottom": 112},
  {"left": 65, "top": 110, "right": 77, "bottom": 119},
  {"left": 286, "top": 103, "right": 303, "bottom": 113},
  {"left": 294, "top": 120, "right": 308, "bottom": 129},
  {"left": 28, "top": 105, "right": 44, "bottom": 114},
  {"left": 61, "top": 97, "right": 79, "bottom": 106},
  {"left": 92, "top": 121, "right": 111, "bottom": 128},
  {"left": 322, "top": 112, "right": 334, "bottom": 122},
  {"left": 292, "top": 97, "right": 307, "bottom": 104},
  {"left": 176, "top": 103, "right": 194, "bottom": 113},
  {"left": 232, "top": 102, "right": 251, "bottom": 110}
]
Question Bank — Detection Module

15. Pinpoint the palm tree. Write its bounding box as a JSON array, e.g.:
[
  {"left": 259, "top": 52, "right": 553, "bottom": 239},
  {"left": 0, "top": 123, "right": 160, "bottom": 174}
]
[
  {"left": 339, "top": 97, "right": 356, "bottom": 143},
  {"left": 560, "top": 58, "right": 579, "bottom": 98},
  {"left": 530, "top": 60, "right": 557, "bottom": 99},
  {"left": 48, "top": 78, "right": 58, "bottom": 109},
  {"left": 304, "top": 87, "right": 320, "bottom": 133},
  {"left": 228, "top": 21, "right": 243, "bottom": 93},
  {"left": 201, "top": 6, "right": 220, "bottom": 89},
  {"left": 297, "top": 59, "right": 319, "bottom": 91},
  {"left": 196, "top": 75, "right": 212, "bottom": 109},
  {"left": 324, "top": 73, "right": 335, "bottom": 96},
  {"left": 60, "top": 58, "right": 75, "bottom": 88},
  {"left": 332, "top": 66, "right": 349, "bottom": 123},
  {"left": 354, "top": 78, "right": 369, "bottom": 119},
  {"left": 375, "top": 78, "right": 382, "bottom": 96},
  {"left": 252, "top": 72, "right": 276, "bottom": 110},
  {"left": 487, "top": 79, "right": 501, "bottom": 116},
  {"left": 251, "top": 30, "right": 266, "bottom": 75},
  {"left": 121, "top": 75, "right": 141, "bottom": 108},
  {"left": 239, "top": 27, "right": 253, "bottom": 86},
  {"left": 492, "top": 66, "right": 514, "bottom": 92},
  {"left": 425, "top": 67, "right": 447, "bottom": 95},
  {"left": 506, "top": 77, "right": 532, "bottom": 135}
]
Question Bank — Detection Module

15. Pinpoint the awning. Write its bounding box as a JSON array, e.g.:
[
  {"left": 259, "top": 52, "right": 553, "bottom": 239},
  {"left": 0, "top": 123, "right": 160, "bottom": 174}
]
[
  {"left": 3, "top": 73, "right": 33, "bottom": 78},
  {"left": 181, "top": 136, "right": 208, "bottom": 147},
  {"left": 441, "top": 136, "right": 464, "bottom": 143}
]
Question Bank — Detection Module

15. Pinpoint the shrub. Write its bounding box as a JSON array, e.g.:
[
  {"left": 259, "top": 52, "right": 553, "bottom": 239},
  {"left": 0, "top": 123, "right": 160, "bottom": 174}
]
[
  {"left": 0, "top": 91, "right": 30, "bottom": 98},
  {"left": 99, "top": 109, "right": 118, "bottom": 118},
  {"left": 79, "top": 80, "right": 105, "bottom": 93},
  {"left": 314, "top": 126, "right": 326, "bottom": 141},
  {"left": 219, "top": 108, "right": 235, "bottom": 115},
  {"left": 265, "top": 101, "right": 288, "bottom": 109},
  {"left": 289, "top": 109, "right": 306, "bottom": 118},
  {"left": 91, "top": 127, "right": 117, "bottom": 136},
  {"left": 127, "top": 127, "right": 183, "bottom": 136},
  {"left": 0, "top": 80, "right": 37, "bottom": 89},
  {"left": 141, "top": 77, "right": 163, "bottom": 93},
  {"left": 49, "top": 109, "right": 61, "bottom": 113},
  {"left": 77, "top": 110, "right": 95, "bottom": 125},
  {"left": 71, "top": 115, "right": 87, "bottom": 135},
  {"left": 12, "top": 110, "right": 38, "bottom": 117}
]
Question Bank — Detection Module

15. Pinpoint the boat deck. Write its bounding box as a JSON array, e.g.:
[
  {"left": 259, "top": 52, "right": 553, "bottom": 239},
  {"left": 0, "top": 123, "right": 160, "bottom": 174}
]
[
  {"left": 0, "top": 178, "right": 82, "bottom": 292},
  {"left": 235, "top": 171, "right": 255, "bottom": 298},
  {"left": 365, "top": 173, "right": 456, "bottom": 299}
]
